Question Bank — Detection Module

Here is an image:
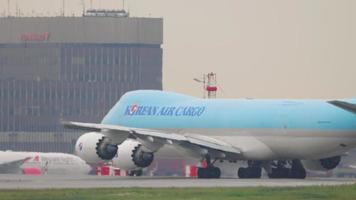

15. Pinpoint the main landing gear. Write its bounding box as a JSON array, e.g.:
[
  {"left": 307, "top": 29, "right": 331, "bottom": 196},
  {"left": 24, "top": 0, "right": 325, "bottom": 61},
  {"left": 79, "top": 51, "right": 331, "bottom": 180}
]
[
  {"left": 197, "top": 155, "right": 221, "bottom": 179},
  {"left": 237, "top": 160, "right": 306, "bottom": 179},
  {"left": 238, "top": 161, "right": 262, "bottom": 179},
  {"left": 268, "top": 160, "right": 306, "bottom": 179},
  {"left": 197, "top": 158, "right": 306, "bottom": 179}
]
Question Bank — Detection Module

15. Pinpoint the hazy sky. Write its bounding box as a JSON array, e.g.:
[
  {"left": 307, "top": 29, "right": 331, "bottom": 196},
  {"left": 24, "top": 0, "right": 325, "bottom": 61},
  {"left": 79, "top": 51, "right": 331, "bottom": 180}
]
[{"left": 1, "top": 0, "right": 355, "bottom": 98}]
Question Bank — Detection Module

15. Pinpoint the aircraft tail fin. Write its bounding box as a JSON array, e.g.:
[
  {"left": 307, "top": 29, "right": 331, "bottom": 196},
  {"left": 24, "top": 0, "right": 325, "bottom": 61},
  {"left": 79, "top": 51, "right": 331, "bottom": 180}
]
[{"left": 328, "top": 100, "right": 356, "bottom": 114}]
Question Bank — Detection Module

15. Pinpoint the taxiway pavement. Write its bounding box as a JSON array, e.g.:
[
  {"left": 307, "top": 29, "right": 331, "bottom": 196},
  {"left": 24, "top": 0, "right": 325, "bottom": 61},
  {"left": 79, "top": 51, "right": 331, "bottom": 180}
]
[{"left": 0, "top": 175, "right": 355, "bottom": 189}]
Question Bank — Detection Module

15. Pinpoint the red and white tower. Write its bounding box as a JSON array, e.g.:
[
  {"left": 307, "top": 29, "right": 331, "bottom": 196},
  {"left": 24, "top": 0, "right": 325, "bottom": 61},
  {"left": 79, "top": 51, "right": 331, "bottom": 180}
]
[
  {"left": 194, "top": 72, "right": 218, "bottom": 98},
  {"left": 205, "top": 72, "right": 217, "bottom": 98}
]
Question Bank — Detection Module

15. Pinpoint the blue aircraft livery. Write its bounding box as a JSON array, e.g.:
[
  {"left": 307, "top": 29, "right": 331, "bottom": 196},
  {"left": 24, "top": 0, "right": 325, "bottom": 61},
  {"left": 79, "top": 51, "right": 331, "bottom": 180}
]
[{"left": 102, "top": 90, "right": 356, "bottom": 130}]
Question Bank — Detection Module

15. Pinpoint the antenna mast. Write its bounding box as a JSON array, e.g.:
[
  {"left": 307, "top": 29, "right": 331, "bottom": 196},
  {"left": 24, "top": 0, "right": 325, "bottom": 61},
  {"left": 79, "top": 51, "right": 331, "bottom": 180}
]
[
  {"left": 15, "top": 2, "right": 18, "bottom": 16},
  {"left": 7, "top": 0, "right": 10, "bottom": 17},
  {"left": 62, "top": 0, "right": 65, "bottom": 16},
  {"left": 81, "top": 0, "right": 85, "bottom": 16}
]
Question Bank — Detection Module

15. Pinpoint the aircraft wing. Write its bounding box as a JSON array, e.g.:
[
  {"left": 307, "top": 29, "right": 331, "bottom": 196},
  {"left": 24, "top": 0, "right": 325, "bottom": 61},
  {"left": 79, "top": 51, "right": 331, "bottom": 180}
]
[
  {"left": 328, "top": 100, "right": 356, "bottom": 114},
  {"left": 0, "top": 157, "right": 31, "bottom": 173},
  {"left": 63, "top": 121, "right": 241, "bottom": 159}
]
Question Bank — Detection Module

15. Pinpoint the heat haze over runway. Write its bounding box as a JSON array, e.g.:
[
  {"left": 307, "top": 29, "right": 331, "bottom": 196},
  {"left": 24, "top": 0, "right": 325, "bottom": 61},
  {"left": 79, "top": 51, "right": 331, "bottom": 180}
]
[{"left": 0, "top": 175, "right": 355, "bottom": 189}]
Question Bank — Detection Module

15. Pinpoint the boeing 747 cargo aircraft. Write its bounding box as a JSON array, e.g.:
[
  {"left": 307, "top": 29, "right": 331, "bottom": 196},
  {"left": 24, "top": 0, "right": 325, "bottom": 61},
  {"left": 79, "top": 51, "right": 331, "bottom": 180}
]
[{"left": 64, "top": 90, "right": 356, "bottom": 179}]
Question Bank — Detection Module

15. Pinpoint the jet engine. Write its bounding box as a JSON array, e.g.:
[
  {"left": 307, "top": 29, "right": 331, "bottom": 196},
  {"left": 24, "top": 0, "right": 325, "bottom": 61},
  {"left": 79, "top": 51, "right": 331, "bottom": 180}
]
[
  {"left": 75, "top": 132, "right": 118, "bottom": 164},
  {"left": 112, "top": 139, "right": 154, "bottom": 170},
  {"left": 302, "top": 156, "right": 341, "bottom": 171},
  {"left": 75, "top": 132, "right": 154, "bottom": 170}
]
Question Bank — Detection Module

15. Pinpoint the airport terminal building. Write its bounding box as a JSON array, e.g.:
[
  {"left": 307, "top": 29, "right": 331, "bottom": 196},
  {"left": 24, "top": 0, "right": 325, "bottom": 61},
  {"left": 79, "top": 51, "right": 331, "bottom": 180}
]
[{"left": 0, "top": 15, "right": 163, "bottom": 152}]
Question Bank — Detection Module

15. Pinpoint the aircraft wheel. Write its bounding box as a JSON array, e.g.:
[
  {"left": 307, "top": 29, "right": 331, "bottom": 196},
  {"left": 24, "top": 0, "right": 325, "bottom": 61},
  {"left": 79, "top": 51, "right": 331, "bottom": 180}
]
[
  {"left": 197, "top": 167, "right": 206, "bottom": 178},
  {"left": 252, "top": 167, "right": 262, "bottom": 178},
  {"left": 238, "top": 167, "right": 261, "bottom": 178},
  {"left": 129, "top": 169, "right": 143, "bottom": 176},
  {"left": 268, "top": 168, "right": 290, "bottom": 178},
  {"left": 197, "top": 167, "right": 221, "bottom": 179},
  {"left": 267, "top": 160, "right": 307, "bottom": 179},
  {"left": 210, "top": 167, "right": 221, "bottom": 178},
  {"left": 289, "top": 168, "right": 306, "bottom": 179},
  {"left": 289, "top": 160, "right": 306, "bottom": 179},
  {"left": 135, "top": 169, "right": 143, "bottom": 176},
  {"left": 238, "top": 168, "right": 247, "bottom": 179}
]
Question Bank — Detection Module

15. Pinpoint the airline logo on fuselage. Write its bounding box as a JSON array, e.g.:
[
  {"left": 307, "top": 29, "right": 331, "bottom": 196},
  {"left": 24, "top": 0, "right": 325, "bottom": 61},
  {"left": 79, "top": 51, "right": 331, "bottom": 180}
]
[{"left": 124, "top": 104, "right": 206, "bottom": 117}]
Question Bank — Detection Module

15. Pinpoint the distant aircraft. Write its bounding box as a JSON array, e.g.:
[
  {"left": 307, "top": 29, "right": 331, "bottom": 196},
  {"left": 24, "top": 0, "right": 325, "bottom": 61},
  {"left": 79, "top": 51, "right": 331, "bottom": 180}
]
[
  {"left": 0, "top": 151, "right": 91, "bottom": 175},
  {"left": 64, "top": 90, "right": 356, "bottom": 179}
]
